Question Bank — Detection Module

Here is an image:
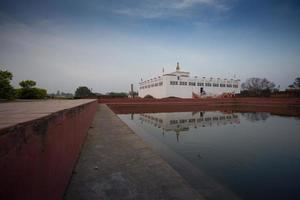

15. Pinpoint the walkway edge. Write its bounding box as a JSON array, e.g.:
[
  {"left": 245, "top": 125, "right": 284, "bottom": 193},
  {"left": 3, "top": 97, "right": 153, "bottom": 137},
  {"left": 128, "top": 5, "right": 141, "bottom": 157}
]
[{"left": 65, "top": 104, "right": 205, "bottom": 200}]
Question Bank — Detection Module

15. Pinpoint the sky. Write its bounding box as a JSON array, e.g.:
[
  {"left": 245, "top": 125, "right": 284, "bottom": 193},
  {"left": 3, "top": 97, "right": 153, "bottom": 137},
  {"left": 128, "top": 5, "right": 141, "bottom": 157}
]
[{"left": 0, "top": 0, "right": 299, "bottom": 93}]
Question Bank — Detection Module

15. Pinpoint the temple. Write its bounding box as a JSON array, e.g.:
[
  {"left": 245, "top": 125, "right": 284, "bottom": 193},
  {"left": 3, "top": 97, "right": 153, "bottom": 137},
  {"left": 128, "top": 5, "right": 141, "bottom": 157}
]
[{"left": 138, "top": 63, "right": 241, "bottom": 98}]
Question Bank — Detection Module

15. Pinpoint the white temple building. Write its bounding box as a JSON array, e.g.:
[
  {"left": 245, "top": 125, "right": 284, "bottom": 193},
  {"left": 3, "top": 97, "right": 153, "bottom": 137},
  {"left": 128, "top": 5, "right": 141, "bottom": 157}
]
[{"left": 138, "top": 63, "right": 241, "bottom": 98}]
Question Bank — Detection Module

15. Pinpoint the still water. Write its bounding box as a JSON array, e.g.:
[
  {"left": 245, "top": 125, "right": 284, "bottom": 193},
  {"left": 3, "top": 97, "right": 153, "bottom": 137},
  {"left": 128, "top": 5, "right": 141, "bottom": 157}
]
[{"left": 118, "top": 111, "right": 300, "bottom": 200}]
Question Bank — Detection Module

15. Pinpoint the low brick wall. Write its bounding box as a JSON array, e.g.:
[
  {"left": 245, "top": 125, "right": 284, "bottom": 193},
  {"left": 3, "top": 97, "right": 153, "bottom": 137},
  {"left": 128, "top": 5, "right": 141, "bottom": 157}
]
[
  {"left": 0, "top": 100, "right": 97, "bottom": 200},
  {"left": 99, "top": 97, "right": 300, "bottom": 106},
  {"left": 100, "top": 97, "right": 300, "bottom": 117}
]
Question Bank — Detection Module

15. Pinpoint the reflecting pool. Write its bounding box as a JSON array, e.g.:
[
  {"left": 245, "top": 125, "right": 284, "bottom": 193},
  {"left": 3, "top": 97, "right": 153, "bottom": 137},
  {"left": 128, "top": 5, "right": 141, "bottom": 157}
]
[{"left": 118, "top": 111, "right": 300, "bottom": 200}]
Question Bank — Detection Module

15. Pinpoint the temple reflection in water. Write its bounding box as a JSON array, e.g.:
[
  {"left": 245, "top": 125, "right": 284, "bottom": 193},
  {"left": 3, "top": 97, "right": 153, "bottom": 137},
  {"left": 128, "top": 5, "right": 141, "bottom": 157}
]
[
  {"left": 135, "top": 111, "right": 240, "bottom": 141},
  {"left": 120, "top": 111, "right": 300, "bottom": 200}
]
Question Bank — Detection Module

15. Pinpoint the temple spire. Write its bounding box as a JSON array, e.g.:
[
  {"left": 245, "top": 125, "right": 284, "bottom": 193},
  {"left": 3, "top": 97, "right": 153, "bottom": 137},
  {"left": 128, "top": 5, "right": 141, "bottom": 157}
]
[{"left": 176, "top": 62, "right": 180, "bottom": 71}]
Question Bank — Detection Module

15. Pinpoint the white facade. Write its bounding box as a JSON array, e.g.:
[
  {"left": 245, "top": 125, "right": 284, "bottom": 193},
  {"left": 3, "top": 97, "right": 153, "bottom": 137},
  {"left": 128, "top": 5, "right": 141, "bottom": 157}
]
[
  {"left": 138, "top": 63, "right": 241, "bottom": 98},
  {"left": 138, "top": 111, "right": 240, "bottom": 140}
]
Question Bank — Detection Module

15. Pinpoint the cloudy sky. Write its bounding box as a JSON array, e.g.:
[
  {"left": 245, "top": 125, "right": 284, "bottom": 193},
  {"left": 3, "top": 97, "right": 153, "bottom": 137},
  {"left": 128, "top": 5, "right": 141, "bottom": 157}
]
[{"left": 0, "top": 0, "right": 299, "bottom": 93}]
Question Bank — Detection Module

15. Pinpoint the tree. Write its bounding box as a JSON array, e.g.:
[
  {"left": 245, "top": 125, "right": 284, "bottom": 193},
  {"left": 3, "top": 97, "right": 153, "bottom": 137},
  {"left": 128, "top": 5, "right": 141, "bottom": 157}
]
[
  {"left": 0, "top": 70, "right": 15, "bottom": 100},
  {"left": 241, "top": 77, "right": 275, "bottom": 97},
  {"left": 75, "top": 86, "right": 92, "bottom": 98},
  {"left": 294, "top": 77, "right": 300, "bottom": 87},
  {"left": 289, "top": 77, "right": 300, "bottom": 89},
  {"left": 105, "top": 92, "right": 128, "bottom": 98},
  {"left": 288, "top": 84, "right": 295, "bottom": 89},
  {"left": 16, "top": 80, "right": 47, "bottom": 99},
  {"left": 19, "top": 80, "right": 36, "bottom": 88}
]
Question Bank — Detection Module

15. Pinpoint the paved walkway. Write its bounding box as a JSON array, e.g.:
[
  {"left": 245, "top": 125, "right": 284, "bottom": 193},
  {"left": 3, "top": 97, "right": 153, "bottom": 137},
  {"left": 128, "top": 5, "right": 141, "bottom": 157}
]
[{"left": 65, "top": 104, "right": 204, "bottom": 200}]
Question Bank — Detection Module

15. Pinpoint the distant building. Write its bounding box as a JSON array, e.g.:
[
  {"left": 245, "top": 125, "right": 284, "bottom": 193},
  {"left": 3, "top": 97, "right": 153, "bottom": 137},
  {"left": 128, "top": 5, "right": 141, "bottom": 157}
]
[{"left": 138, "top": 63, "right": 241, "bottom": 98}]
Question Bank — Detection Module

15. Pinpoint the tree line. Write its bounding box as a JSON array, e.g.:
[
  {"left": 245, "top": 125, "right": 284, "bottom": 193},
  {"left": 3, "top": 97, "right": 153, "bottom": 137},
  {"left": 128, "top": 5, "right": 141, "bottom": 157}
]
[
  {"left": 1, "top": 68, "right": 299, "bottom": 100},
  {"left": 0, "top": 70, "right": 47, "bottom": 100},
  {"left": 0, "top": 69, "right": 136, "bottom": 100},
  {"left": 74, "top": 86, "right": 137, "bottom": 98},
  {"left": 240, "top": 77, "right": 300, "bottom": 97}
]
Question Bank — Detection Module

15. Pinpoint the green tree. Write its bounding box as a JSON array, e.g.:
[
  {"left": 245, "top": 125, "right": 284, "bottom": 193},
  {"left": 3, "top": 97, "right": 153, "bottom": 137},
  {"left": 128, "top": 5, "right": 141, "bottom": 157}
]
[
  {"left": 17, "top": 80, "right": 47, "bottom": 99},
  {"left": 19, "top": 80, "right": 36, "bottom": 88},
  {"left": 106, "top": 92, "right": 128, "bottom": 98},
  {"left": 75, "top": 86, "right": 92, "bottom": 98},
  {"left": 0, "top": 70, "right": 15, "bottom": 100}
]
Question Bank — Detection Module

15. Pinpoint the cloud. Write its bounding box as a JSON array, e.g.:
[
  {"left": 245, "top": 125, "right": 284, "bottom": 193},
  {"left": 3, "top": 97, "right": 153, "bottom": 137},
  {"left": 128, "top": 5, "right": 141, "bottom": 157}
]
[
  {"left": 1, "top": 1, "right": 298, "bottom": 92},
  {"left": 0, "top": 19, "right": 212, "bottom": 93},
  {"left": 170, "top": 0, "right": 228, "bottom": 10},
  {"left": 114, "top": 7, "right": 165, "bottom": 19},
  {"left": 113, "top": 0, "right": 232, "bottom": 19}
]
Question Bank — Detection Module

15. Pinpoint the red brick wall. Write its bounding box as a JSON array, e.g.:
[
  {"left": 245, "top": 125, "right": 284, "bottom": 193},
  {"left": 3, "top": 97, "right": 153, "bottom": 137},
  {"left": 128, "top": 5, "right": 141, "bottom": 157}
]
[
  {"left": 0, "top": 101, "right": 97, "bottom": 200},
  {"left": 99, "top": 97, "right": 300, "bottom": 106}
]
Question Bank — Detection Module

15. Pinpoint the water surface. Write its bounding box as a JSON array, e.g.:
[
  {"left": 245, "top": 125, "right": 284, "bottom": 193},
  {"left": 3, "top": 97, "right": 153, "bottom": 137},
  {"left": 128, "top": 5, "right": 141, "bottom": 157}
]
[{"left": 119, "top": 111, "right": 300, "bottom": 200}]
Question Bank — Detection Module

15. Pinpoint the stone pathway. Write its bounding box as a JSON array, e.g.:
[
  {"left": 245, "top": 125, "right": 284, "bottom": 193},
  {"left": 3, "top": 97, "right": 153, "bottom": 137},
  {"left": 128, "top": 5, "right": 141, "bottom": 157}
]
[{"left": 64, "top": 104, "right": 204, "bottom": 200}]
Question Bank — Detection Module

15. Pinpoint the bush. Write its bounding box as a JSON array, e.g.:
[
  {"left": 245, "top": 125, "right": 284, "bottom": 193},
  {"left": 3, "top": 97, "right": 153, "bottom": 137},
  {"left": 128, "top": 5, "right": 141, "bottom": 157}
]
[
  {"left": 16, "top": 88, "right": 47, "bottom": 99},
  {"left": 240, "top": 89, "right": 272, "bottom": 97},
  {"left": 144, "top": 94, "right": 154, "bottom": 98},
  {"left": 106, "top": 92, "right": 128, "bottom": 98},
  {"left": 15, "top": 79, "right": 47, "bottom": 99}
]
